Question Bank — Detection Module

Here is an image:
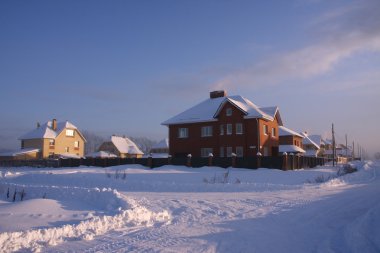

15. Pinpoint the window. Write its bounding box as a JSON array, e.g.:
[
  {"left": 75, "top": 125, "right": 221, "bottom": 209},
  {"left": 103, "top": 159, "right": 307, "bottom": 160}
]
[
  {"left": 178, "top": 128, "right": 188, "bottom": 138},
  {"left": 220, "top": 147, "right": 224, "bottom": 157},
  {"left": 74, "top": 141, "right": 80, "bottom": 149},
  {"left": 226, "top": 108, "right": 232, "bottom": 116},
  {"left": 263, "top": 125, "right": 268, "bottom": 135},
  {"left": 49, "top": 139, "right": 55, "bottom": 146},
  {"left": 236, "top": 123, "right": 243, "bottom": 135},
  {"left": 272, "top": 128, "right": 276, "bottom": 137},
  {"left": 220, "top": 125, "right": 224, "bottom": 135},
  {"left": 201, "top": 126, "right": 213, "bottom": 137},
  {"left": 226, "top": 124, "right": 232, "bottom": 135},
  {"left": 64, "top": 147, "right": 69, "bottom": 153},
  {"left": 201, "top": 148, "right": 213, "bottom": 157},
  {"left": 236, "top": 146, "right": 244, "bottom": 157},
  {"left": 226, "top": 147, "right": 232, "bottom": 157},
  {"left": 66, "top": 129, "right": 75, "bottom": 137}
]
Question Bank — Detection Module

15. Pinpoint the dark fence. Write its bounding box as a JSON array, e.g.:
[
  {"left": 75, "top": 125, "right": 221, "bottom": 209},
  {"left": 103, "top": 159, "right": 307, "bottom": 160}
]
[{"left": 0, "top": 155, "right": 326, "bottom": 171}]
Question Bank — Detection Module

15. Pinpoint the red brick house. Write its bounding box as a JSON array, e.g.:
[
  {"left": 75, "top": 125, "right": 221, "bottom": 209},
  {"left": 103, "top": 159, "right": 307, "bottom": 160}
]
[{"left": 162, "top": 91, "right": 283, "bottom": 157}]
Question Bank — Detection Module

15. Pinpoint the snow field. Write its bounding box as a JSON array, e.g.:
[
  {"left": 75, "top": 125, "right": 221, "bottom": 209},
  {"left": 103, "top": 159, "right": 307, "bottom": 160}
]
[{"left": 0, "top": 160, "right": 378, "bottom": 252}]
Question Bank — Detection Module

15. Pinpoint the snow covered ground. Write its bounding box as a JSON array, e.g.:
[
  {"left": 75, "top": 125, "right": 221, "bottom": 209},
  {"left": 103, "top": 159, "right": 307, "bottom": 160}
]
[{"left": 0, "top": 161, "right": 379, "bottom": 252}]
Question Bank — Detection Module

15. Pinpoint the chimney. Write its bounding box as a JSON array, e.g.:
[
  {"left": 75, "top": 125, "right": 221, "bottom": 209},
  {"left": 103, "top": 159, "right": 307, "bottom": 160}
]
[
  {"left": 52, "top": 119, "right": 57, "bottom": 131},
  {"left": 210, "top": 90, "right": 227, "bottom": 99}
]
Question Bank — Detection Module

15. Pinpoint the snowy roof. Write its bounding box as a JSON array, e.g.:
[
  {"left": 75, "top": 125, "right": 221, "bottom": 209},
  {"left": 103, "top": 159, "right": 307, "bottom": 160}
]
[
  {"left": 162, "top": 95, "right": 282, "bottom": 125},
  {"left": 308, "top": 135, "right": 323, "bottom": 146},
  {"left": 151, "top": 138, "right": 169, "bottom": 149},
  {"left": 19, "top": 120, "right": 86, "bottom": 141},
  {"left": 279, "top": 145, "right": 305, "bottom": 153},
  {"left": 301, "top": 132, "right": 320, "bottom": 149},
  {"left": 304, "top": 150, "right": 319, "bottom": 157},
  {"left": 111, "top": 136, "right": 144, "bottom": 155},
  {"left": 279, "top": 126, "right": 304, "bottom": 138},
  {"left": 0, "top": 148, "right": 40, "bottom": 157},
  {"left": 86, "top": 151, "right": 117, "bottom": 158}
]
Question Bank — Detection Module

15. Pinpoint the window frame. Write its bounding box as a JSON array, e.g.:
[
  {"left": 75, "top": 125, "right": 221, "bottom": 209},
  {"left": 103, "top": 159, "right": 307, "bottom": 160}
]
[
  {"left": 178, "top": 128, "right": 189, "bottom": 138},
  {"left": 226, "top": 108, "right": 232, "bottom": 116},
  {"left": 226, "top": 124, "right": 232, "bottom": 135},
  {"left": 66, "top": 129, "right": 75, "bottom": 137},
  {"left": 236, "top": 123, "right": 243, "bottom": 135},
  {"left": 263, "top": 125, "right": 268, "bottom": 136},
  {"left": 201, "top": 126, "right": 213, "bottom": 137}
]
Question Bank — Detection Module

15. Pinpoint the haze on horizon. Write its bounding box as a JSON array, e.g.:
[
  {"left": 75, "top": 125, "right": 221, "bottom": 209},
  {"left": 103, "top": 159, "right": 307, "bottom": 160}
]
[{"left": 0, "top": 0, "right": 379, "bottom": 156}]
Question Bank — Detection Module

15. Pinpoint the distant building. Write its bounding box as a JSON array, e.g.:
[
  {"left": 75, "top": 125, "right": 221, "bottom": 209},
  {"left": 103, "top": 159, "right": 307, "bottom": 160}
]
[
  {"left": 279, "top": 126, "right": 305, "bottom": 154},
  {"left": 148, "top": 138, "right": 169, "bottom": 158},
  {"left": 0, "top": 119, "right": 86, "bottom": 160},
  {"left": 162, "top": 90, "right": 283, "bottom": 157},
  {"left": 98, "top": 135, "right": 144, "bottom": 158}
]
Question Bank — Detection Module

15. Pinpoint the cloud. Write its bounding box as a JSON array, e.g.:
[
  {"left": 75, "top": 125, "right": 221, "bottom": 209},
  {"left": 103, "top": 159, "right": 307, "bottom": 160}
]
[{"left": 211, "top": 0, "right": 380, "bottom": 90}]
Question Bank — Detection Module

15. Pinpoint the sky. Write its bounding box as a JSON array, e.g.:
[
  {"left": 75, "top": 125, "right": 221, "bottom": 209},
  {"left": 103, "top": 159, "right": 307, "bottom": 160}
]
[{"left": 0, "top": 0, "right": 379, "bottom": 155}]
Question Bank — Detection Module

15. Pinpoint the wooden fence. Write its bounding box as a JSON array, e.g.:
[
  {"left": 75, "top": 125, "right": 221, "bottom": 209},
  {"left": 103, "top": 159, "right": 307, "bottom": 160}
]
[{"left": 0, "top": 155, "right": 326, "bottom": 170}]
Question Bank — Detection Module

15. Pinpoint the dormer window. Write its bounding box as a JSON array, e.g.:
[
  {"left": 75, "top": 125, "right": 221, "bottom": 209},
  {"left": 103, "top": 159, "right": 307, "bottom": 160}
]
[
  {"left": 226, "top": 108, "right": 232, "bottom": 116},
  {"left": 66, "top": 129, "right": 75, "bottom": 137},
  {"left": 49, "top": 139, "right": 55, "bottom": 147}
]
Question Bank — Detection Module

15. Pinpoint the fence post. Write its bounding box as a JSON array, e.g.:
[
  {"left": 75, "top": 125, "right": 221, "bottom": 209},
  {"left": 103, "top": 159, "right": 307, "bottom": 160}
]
[
  {"left": 187, "top": 154, "right": 192, "bottom": 167},
  {"left": 256, "top": 152, "right": 262, "bottom": 169},
  {"left": 282, "top": 152, "right": 288, "bottom": 170},
  {"left": 148, "top": 155, "right": 153, "bottom": 168},
  {"left": 231, "top": 153, "right": 237, "bottom": 168},
  {"left": 289, "top": 153, "right": 294, "bottom": 170},
  {"left": 208, "top": 153, "right": 213, "bottom": 167}
]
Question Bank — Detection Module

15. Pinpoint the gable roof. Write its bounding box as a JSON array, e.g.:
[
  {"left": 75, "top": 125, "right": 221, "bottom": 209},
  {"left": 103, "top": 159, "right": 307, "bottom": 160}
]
[
  {"left": 279, "top": 126, "right": 304, "bottom": 138},
  {"left": 162, "top": 95, "right": 282, "bottom": 125},
  {"left": 19, "top": 120, "right": 86, "bottom": 142},
  {"left": 111, "top": 136, "right": 144, "bottom": 155},
  {"left": 301, "top": 132, "right": 320, "bottom": 149}
]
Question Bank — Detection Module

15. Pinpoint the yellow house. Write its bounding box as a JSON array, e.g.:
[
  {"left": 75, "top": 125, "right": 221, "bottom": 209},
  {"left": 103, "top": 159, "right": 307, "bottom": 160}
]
[
  {"left": 98, "top": 135, "right": 144, "bottom": 158},
  {"left": 18, "top": 119, "right": 86, "bottom": 159}
]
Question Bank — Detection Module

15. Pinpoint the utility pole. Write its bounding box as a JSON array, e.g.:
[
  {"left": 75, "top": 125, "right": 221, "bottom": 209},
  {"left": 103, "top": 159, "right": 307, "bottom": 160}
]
[
  {"left": 332, "top": 123, "right": 336, "bottom": 167},
  {"left": 352, "top": 141, "right": 355, "bottom": 159},
  {"left": 345, "top": 134, "right": 348, "bottom": 159}
]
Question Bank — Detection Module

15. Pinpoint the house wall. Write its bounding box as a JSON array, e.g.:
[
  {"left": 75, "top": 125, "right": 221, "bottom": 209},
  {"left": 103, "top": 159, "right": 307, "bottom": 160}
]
[
  {"left": 53, "top": 129, "right": 85, "bottom": 157},
  {"left": 280, "top": 135, "right": 303, "bottom": 148},
  {"left": 168, "top": 101, "right": 280, "bottom": 157},
  {"left": 13, "top": 151, "right": 40, "bottom": 160}
]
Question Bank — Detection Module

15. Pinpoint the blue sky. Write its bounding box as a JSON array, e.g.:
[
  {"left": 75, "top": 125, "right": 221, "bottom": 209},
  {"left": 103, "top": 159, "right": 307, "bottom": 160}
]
[{"left": 1, "top": 0, "right": 379, "bottom": 155}]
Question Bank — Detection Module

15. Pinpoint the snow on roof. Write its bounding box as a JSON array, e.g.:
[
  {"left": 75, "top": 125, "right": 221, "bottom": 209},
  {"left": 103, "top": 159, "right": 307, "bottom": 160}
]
[
  {"left": 151, "top": 138, "right": 169, "bottom": 149},
  {"left": 162, "top": 95, "right": 281, "bottom": 125},
  {"left": 86, "top": 151, "right": 117, "bottom": 158},
  {"left": 111, "top": 136, "right": 144, "bottom": 155},
  {"left": 279, "top": 126, "right": 304, "bottom": 138},
  {"left": 301, "top": 132, "right": 320, "bottom": 149},
  {"left": 279, "top": 145, "right": 305, "bottom": 153},
  {"left": 19, "top": 120, "right": 84, "bottom": 141},
  {"left": 304, "top": 150, "right": 319, "bottom": 157},
  {"left": 308, "top": 135, "right": 323, "bottom": 146},
  {"left": 0, "top": 148, "right": 40, "bottom": 157}
]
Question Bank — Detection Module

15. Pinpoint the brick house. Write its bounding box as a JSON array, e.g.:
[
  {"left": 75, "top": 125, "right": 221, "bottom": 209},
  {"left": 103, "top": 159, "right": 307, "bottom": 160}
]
[
  {"left": 279, "top": 126, "right": 305, "bottom": 154},
  {"left": 162, "top": 91, "right": 283, "bottom": 157},
  {"left": 16, "top": 119, "right": 86, "bottom": 159}
]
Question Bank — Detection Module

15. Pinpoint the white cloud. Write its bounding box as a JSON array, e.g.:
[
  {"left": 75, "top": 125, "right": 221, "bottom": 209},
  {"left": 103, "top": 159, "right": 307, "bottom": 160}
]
[{"left": 211, "top": 0, "right": 380, "bottom": 90}]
